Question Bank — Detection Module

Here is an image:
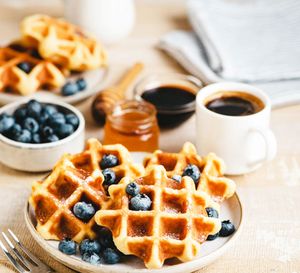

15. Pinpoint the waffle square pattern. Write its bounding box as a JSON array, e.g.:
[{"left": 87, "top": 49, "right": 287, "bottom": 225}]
[
  {"left": 21, "top": 14, "right": 107, "bottom": 71},
  {"left": 68, "top": 138, "right": 144, "bottom": 184},
  {"left": 95, "top": 165, "right": 221, "bottom": 269},
  {"left": 144, "top": 142, "right": 236, "bottom": 202},
  {"left": 0, "top": 47, "right": 65, "bottom": 95},
  {"left": 30, "top": 139, "right": 144, "bottom": 243}
]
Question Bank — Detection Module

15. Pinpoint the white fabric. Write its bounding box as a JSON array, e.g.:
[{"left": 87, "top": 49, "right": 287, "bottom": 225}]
[{"left": 159, "top": 0, "right": 300, "bottom": 108}]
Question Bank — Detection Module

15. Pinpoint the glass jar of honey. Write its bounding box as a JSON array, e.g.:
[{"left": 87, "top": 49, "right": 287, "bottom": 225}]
[{"left": 103, "top": 100, "right": 159, "bottom": 152}]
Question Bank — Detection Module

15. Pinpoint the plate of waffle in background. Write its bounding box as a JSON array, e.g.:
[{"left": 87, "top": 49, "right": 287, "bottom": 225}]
[
  {"left": 0, "top": 14, "right": 108, "bottom": 105},
  {"left": 25, "top": 139, "right": 243, "bottom": 273}
]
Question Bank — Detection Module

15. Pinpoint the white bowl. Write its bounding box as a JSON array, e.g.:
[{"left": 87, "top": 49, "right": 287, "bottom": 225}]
[{"left": 0, "top": 99, "right": 85, "bottom": 172}]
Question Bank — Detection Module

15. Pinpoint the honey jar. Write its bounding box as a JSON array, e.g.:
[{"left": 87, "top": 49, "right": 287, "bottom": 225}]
[{"left": 103, "top": 100, "right": 159, "bottom": 152}]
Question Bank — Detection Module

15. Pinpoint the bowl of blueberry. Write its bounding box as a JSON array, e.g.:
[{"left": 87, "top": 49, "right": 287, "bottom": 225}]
[{"left": 0, "top": 99, "right": 85, "bottom": 172}]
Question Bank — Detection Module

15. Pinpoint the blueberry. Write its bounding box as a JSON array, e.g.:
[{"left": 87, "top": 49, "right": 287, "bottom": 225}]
[
  {"left": 0, "top": 114, "right": 14, "bottom": 133},
  {"left": 43, "top": 105, "right": 57, "bottom": 116},
  {"left": 17, "top": 62, "right": 32, "bottom": 73},
  {"left": 98, "top": 227, "right": 114, "bottom": 248},
  {"left": 48, "top": 112, "right": 66, "bottom": 127},
  {"left": 102, "top": 169, "right": 117, "bottom": 186},
  {"left": 38, "top": 110, "right": 49, "bottom": 125},
  {"left": 32, "top": 133, "right": 41, "bottom": 144},
  {"left": 130, "top": 193, "right": 152, "bottom": 211},
  {"left": 26, "top": 100, "right": 42, "bottom": 118},
  {"left": 102, "top": 248, "right": 121, "bottom": 264},
  {"left": 207, "top": 233, "right": 219, "bottom": 241},
  {"left": 206, "top": 207, "right": 219, "bottom": 218},
  {"left": 13, "top": 106, "right": 27, "bottom": 122},
  {"left": 8, "top": 123, "right": 22, "bottom": 139},
  {"left": 55, "top": 123, "right": 74, "bottom": 139},
  {"left": 82, "top": 252, "right": 102, "bottom": 265},
  {"left": 45, "top": 134, "right": 59, "bottom": 143},
  {"left": 41, "top": 126, "right": 54, "bottom": 137},
  {"left": 58, "top": 239, "right": 77, "bottom": 255},
  {"left": 79, "top": 239, "right": 101, "bottom": 255},
  {"left": 76, "top": 78, "right": 87, "bottom": 91},
  {"left": 65, "top": 113, "right": 79, "bottom": 128},
  {"left": 126, "top": 182, "right": 140, "bottom": 197},
  {"left": 171, "top": 174, "right": 182, "bottom": 183},
  {"left": 182, "top": 164, "right": 201, "bottom": 184},
  {"left": 23, "top": 117, "right": 39, "bottom": 133},
  {"left": 219, "top": 220, "right": 235, "bottom": 237},
  {"left": 100, "top": 154, "right": 119, "bottom": 169},
  {"left": 62, "top": 82, "right": 79, "bottom": 96},
  {"left": 73, "top": 202, "right": 95, "bottom": 221},
  {"left": 15, "top": 129, "right": 31, "bottom": 143}
]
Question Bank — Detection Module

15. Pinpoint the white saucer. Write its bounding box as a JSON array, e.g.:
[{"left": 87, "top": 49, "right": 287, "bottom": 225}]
[
  {"left": 0, "top": 67, "right": 108, "bottom": 105},
  {"left": 24, "top": 153, "right": 243, "bottom": 273}
]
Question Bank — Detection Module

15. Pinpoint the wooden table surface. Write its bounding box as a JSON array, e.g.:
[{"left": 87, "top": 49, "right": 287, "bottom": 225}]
[{"left": 0, "top": 1, "right": 299, "bottom": 273}]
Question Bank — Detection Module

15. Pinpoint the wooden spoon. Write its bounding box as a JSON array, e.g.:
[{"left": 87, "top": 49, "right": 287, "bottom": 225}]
[{"left": 91, "top": 62, "right": 144, "bottom": 125}]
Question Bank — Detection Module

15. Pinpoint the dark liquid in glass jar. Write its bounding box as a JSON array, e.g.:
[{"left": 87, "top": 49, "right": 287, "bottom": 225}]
[
  {"left": 141, "top": 85, "right": 196, "bottom": 127},
  {"left": 141, "top": 86, "right": 196, "bottom": 108}
]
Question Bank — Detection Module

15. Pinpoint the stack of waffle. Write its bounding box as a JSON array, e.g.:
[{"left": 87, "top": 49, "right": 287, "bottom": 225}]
[
  {"left": 30, "top": 139, "right": 236, "bottom": 269},
  {"left": 0, "top": 14, "right": 107, "bottom": 95}
]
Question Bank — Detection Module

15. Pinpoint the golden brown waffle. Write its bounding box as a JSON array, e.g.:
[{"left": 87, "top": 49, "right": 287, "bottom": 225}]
[
  {"left": 30, "top": 138, "right": 144, "bottom": 242},
  {"left": 0, "top": 47, "right": 65, "bottom": 95},
  {"left": 143, "top": 142, "right": 236, "bottom": 202},
  {"left": 8, "top": 41, "right": 70, "bottom": 76},
  {"left": 68, "top": 138, "right": 145, "bottom": 184},
  {"left": 95, "top": 165, "right": 221, "bottom": 269},
  {"left": 21, "top": 14, "right": 107, "bottom": 71}
]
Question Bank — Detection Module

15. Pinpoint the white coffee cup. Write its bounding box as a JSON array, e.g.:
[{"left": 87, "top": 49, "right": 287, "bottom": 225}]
[
  {"left": 63, "top": 0, "right": 135, "bottom": 45},
  {"left": 196, "top": 82, "right": 277, "bottom": 175}
]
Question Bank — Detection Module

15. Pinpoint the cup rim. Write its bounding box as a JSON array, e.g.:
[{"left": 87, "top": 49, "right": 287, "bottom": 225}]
[
  {"left": 0, "top": 99, "right": 85, "bottom": 150},
  {"left": 196, "top": 82, "right": 271, "bottom": 120}
]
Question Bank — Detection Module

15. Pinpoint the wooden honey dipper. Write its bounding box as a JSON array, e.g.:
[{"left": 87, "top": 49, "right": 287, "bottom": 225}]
[{"left": 91, "top": 62, "right": 144, "bottom": 125}]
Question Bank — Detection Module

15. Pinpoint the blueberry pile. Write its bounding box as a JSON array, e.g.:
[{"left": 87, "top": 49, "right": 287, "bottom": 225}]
[
  {"left": 205, "top": 207, "right": 236, "bottom": 241},
  {"left": 0, "top": 100, "right": 79, "bottom": 144},
  {"left": 61, "top": 78, "right": 87, "bottom": 96},
  {"left": 126, "top": 182, "right": 152, "bottom": 211},
  {"left": 58, "top": 228, "right": 122, "bottom": 265}
]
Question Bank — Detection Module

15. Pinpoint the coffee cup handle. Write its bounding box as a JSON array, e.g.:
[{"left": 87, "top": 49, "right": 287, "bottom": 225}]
[{"left": 248, "top": 128, "right": 277, "bottom": 166}]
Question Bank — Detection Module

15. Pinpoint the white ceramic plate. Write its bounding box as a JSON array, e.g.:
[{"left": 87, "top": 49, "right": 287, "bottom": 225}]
[
  {"left": 0, "top": 67, "right": 108, "bottom": 105},
  {"left": 24, "top": 153, "right": 243, "bottom": 273}
]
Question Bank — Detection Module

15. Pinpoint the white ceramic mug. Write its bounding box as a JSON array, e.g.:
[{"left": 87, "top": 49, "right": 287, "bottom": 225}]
[
  {"left": 196, "top": 82, "right": 277, "bottom": 175},
  {"left": 63, "top": 0, "right": 135, "bottom": 45}
]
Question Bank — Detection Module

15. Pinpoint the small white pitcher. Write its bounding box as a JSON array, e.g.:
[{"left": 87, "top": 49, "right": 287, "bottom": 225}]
[{"left": 63, "top": 0, "right": 136, "bottom": 45}]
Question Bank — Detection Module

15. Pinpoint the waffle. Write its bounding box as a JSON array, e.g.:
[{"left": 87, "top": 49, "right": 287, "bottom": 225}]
[
  {"left": 8, "top": 41, "right": 70, "bottom": 76},
  {"left": 143, "top": 142, "right": 236, "bottom": 202},
  {"left": 68, "top": 138, "right": 144, "bottom": 184},
  {"left": 21, "top": 14, "right": 107, "bottom": 71},
  {"left": 95, "top": 165, "right": 221, "bottom": 269},
  {"left": 0, "top": 47, "right": 65, "bottom": 95},
  {"left": 30, "top": 138, "right": 144, "bottom": 242}
]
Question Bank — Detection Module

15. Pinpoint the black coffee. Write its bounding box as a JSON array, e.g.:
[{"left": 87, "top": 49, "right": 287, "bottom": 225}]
[{"left": 205, "top": 92, "right": 264, "bottom": 116}]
